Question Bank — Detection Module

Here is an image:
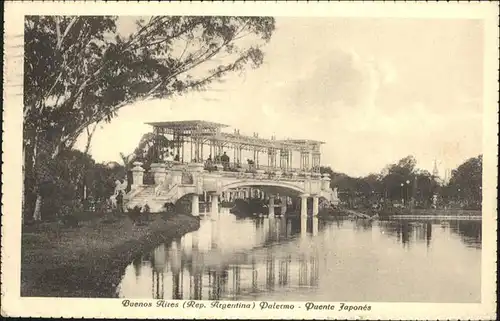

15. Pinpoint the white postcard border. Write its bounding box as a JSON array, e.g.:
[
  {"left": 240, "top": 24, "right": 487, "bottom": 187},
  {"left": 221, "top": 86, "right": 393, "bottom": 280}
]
[{"left": 2, "top": 1, "right": 498, "bottom": 319}]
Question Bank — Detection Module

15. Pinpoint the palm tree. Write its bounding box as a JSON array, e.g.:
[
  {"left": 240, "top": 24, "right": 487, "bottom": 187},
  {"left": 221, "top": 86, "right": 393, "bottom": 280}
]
[
  {"left": 118, "top": 152, "right": 135, "bottom": 193},
  {"left": 119, "top": 152, "right": 134, "bottom": 170}
]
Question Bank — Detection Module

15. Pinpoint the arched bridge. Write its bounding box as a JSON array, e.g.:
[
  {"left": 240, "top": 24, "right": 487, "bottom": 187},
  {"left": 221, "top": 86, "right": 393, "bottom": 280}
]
[
  {"left": 123, "top": 162, "right": 338, "bottom": 217},
  {"left": 121, "top": 120, "right": 339, "bottom": 217}
]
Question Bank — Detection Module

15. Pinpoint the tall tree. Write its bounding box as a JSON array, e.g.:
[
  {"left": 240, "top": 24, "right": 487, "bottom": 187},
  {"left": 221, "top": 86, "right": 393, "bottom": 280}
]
[
  {"left": 413, "top": 169, "right": 440, "bottom": 207},
  {"left": 446, "top": 155, "right": 482, "bottom": 208},
  {"left": 381, "top": 155, "right": 417, "bottom": 201},
  {"left": 24, "top": 15, "right": 275, "bottom": 221}
]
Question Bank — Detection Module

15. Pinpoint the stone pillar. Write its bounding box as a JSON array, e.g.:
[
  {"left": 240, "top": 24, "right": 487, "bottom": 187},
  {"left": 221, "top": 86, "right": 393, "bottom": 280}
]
[
  {"left": 211, "top": 193, "right": 219, "bottom": 216},
  {"left": 192, "top": 231, "right": 199, "bottom": 250},
  {"left": 269, "top": 196, "right": 275, "bottom": 217},
  {"left": 280, "top": 196, "right": 287, "bottom": 216},
  {"left": 286, "top": 218, "right": 292, "bottom": 237},
  {"left": 150, "top": 163, "right": 167, "bottom": 185},
  {"left": 210, "top": 219, "right": 218, "bottom": 249},
  {"left": 312, "top": 196, "right": 319, "bottom": 216},
  {"left": 131, "top": 162, "right": 145, "bottom": 189},
  {"left": 300, "top": 194, "right": 309, "bottom": 218},
  {"left": 191, "top": 194, "right": 200, "bottom": 217},
  {"left": 321, "top": 173, "right": 331, "bottom": 190},
  {"left": 312, "top": 216, "right": 319, "bottom": 236},
  {"left": 170, "top": 164, "right": 184, "bottom": 186},
  {"left": 300, "top": 214, "right": 307, "bottom": 237}
]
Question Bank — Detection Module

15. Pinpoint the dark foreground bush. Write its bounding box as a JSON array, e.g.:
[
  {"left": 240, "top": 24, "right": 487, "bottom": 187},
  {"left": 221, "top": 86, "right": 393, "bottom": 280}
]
[
  {"left": 60, "top": 215, "right": 80, "bottom": 228},
  {"left": 126, "top": 206, "right": 142, "bottom": 221},
  {"left": 163, "top": 202, "right": 176, "bottom": 212}
]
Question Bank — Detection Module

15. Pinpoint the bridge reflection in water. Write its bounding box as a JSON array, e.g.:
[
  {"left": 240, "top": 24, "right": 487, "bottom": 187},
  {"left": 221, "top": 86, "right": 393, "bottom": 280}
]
[
  {"left": 118, "top": 209, "right": 481, "bottom": 302},
  {"left": 119, "top": 210, "right": 323, "bottom": 300}
]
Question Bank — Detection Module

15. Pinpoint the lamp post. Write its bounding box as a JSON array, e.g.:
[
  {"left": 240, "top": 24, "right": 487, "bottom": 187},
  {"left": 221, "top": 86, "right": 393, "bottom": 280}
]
[
  {"left": 406, "top": 180, "right": 410, "bottom": 208},
  {"left": 400, "top": 183, "right": 404, "bottom": 205},
  {"left": 401, "top": 180, "right": 410, "bottom": 207}
]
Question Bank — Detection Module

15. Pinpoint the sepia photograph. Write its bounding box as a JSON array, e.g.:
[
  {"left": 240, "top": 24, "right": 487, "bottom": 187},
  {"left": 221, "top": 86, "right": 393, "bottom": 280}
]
[{"left": 2, "top": 1, "right": 498, "bottom": 320}]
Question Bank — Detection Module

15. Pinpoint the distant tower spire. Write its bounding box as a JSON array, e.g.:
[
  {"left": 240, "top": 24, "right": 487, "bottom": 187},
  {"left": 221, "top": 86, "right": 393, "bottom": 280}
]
[{"left": 432, "top": 159, "right": 439, "bottom": 178}]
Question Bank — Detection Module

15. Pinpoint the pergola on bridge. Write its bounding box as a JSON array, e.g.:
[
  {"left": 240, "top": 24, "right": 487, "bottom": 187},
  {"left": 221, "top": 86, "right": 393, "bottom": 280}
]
[{"left": 147, "top": 120, "right": 324, "bottom": 173}]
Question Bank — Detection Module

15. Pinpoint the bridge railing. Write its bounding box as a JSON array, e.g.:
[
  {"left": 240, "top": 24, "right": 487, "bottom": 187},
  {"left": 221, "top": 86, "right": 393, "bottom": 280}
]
[
  {"left": 202, "top": 161, "right": 319, "bottom": 175},
  {"left": 210, "top": 167, "right": 323, "bottom": 182},
  {"left": 152, "top": 160, "right": 321, "bottom": 174}
]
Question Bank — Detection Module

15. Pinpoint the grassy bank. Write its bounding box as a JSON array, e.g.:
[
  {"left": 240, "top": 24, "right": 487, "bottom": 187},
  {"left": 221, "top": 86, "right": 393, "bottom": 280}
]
[{"left": 21, "top": 212, "right": 200, "bottom": 297}]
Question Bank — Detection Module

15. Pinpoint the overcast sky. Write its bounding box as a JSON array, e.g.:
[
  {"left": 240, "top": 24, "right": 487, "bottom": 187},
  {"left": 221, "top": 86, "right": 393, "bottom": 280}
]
[{"left": 75, "top": 17, "right": 483, "bottom": 177}]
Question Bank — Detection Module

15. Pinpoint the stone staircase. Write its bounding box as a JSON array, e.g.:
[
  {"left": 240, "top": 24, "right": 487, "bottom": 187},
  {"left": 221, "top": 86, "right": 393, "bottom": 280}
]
[
  {"left": 125, "top": 184, "right": 181, "bottom": 212},
  {"left": 125, "top": 186, "right": 155, "bottom": 210}
]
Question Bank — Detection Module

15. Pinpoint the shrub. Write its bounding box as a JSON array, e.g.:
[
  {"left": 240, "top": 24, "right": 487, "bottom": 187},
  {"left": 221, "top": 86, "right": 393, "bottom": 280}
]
[
  {"left": 126, "top": 206, "right": 142, "bottom": 222},
  {"left": 163, "top": 202, "right": 175, "bottom": 212},
  {"left": 60, "top": 214, "right": 80, "bottom": 228}
]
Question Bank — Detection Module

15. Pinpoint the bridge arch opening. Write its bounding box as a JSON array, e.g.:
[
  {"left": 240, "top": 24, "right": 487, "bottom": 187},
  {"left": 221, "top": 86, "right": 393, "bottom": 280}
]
[
  {"left": 173, "top": 192, "right": 199, "bottom": 214},
  {"left": 220, "top": 181, "right": 306, "bottom": 197}
]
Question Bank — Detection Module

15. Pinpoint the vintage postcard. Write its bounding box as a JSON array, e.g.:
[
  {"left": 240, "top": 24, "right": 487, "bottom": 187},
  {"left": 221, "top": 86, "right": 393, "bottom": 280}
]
[{"left": 2, "top": 1, "right": 498, "bottom": 319}]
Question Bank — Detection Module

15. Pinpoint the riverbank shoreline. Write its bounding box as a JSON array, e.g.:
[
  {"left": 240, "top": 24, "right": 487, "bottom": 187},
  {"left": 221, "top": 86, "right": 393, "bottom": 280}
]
[
  {"left": 21, "top": 212, "right": 200, "bottom": 297},
  {"left": 384, "top": 209, "right": 482, "bottom": 220},
  {"left": 387, "top": 215, "right": 482, "bottom": 221},
  {"left": 317, "top": 208, "right": 482, "bottom": 221}
]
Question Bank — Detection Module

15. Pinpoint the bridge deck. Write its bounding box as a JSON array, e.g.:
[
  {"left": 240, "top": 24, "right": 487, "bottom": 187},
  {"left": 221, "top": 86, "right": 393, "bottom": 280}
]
[{"left": 159, "top": 160, "right": 321, "bottom": 174}]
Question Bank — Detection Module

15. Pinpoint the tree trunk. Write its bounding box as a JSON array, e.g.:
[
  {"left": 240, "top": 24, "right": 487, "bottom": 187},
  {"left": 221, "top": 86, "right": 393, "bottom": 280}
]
[
  {"left": 23, "top": 131, "right": 37, "bottom": 222},
  {"left": 30, "top": 133, "right": 59, "bottom": 222},
  {"left": 33, "top": 194, "right": 42, "bottom": 221},
  {"left": 83, "top": 122, "right": 98, "bottom": 155},
  {"left": 22, "top": 142, "right": 26, "bottom": 225}
]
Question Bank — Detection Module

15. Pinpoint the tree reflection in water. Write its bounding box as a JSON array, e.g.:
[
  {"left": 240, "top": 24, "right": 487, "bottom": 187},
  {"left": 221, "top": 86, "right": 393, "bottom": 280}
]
[
  {"left": 132, "top": 256, "right": 142, "bottom": 280},
  {"left": 378, "top": 219, "right": 481, "bottom": 249},
  {"left": 448, "top": 220, "right": 482, "bottom": 249}
]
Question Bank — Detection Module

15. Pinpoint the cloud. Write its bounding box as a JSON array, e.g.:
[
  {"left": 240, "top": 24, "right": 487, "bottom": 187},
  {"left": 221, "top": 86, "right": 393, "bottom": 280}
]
[{"left": 270, "top": 48, "right": 400, "bottom": 121}]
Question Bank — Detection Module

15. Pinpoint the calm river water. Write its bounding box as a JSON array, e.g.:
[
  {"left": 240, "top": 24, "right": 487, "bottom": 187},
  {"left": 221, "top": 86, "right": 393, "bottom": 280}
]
[{"left": 117, "top": 209, "right": 481, "bottom": 303}]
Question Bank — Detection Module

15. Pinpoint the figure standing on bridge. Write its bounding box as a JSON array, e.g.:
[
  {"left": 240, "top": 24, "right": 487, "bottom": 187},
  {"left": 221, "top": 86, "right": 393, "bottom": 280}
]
[
  {"left": 247, "top": 158, "right": 255, "bottom": 171},
  {"left": 165, "top": 150, "right": 174, "bottom": 162},
  {"left": 206, "top": 154, "right": 213, "bottom": 172},
  {"left": 221, "top": 151, "right": 230, "bottom": 170}
]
